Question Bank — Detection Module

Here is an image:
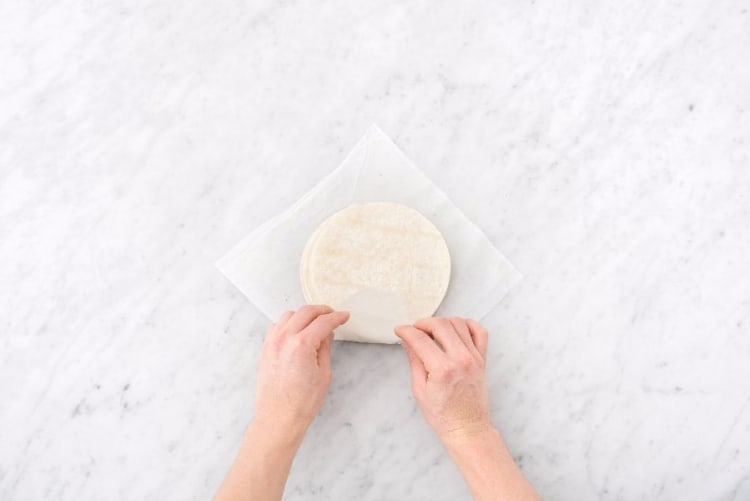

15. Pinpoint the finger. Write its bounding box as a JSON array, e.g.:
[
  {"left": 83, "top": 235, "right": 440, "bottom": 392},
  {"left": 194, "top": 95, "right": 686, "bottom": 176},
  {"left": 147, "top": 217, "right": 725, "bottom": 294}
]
[
  {"left": 317, "top": 333, "right": 333, "bottom": 371},
  {"left": 394, "top": 325, "right": 445, "bottom": 371},
  {"left": 465, "top": 319, "right": 489, "bottom": 359},
  {"left": 277, "top": 310, "right": 294, "bottom": 328},
  {"left": 301, "top": 310, "right": 350, "bottom": 346},
  {"left": 402, "top": 342, "right": 428, "bottom": 386},
  {"left": 285, "top": 304, "right": 334, "bottom": 334},
  {"left": 271, "top": 310, "right": 294, "bottom": 334},
  {"left": 414, "top": 317, "right": 467, "bottom": 355},
  {"left": 447, "top": 317, "right": 482, "bottom": 360}
]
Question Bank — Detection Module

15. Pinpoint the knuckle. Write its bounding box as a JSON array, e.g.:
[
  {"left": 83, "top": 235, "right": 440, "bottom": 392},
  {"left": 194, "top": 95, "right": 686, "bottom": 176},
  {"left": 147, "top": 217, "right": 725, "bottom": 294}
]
[
  {"left": 287, "top": 335, "right": 306, "bottom": 351},
  {"left": 436, "top": 317, "right": 452, "bottom": 328},
  {"left": 266, "top": 335, "right": 284, "bottom": 354},
  {"left": 457, "top": 355, "right": 474, "bottom": 369},
  {"left": 438, "top": 362, "right": 456, "bottom": 378}
]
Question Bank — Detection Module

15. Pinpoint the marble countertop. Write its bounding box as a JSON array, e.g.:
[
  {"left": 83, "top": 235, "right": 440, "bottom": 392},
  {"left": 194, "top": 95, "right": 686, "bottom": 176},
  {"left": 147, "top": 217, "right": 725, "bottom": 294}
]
[{"left": 2, "top": 1, "right": 749, "bottom": 499}]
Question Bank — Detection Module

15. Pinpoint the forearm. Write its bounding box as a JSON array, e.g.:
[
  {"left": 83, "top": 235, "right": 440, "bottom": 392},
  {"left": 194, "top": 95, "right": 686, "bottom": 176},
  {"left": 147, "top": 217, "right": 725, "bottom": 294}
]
[
  {"left": 443, "top": 427, "right": 539, "bottom": 501},
  {"left": 214, "top": 419, "right": 305, "bottom": 501}
]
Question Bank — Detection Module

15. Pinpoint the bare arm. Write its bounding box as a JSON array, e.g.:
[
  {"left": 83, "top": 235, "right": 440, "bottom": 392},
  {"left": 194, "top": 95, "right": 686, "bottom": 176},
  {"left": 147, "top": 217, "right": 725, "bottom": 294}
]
[
  {"left": 214, "top": 305, "right": 349, "bottom": 501},
  {"left": 443, "top": 426, "right": 538, "bottom": 501},
  {"left": 213, "top": 418, "right": 304, "bottom": 501},
  {"left": 395, "top": 318, "right": 539, "bottom": 501}
]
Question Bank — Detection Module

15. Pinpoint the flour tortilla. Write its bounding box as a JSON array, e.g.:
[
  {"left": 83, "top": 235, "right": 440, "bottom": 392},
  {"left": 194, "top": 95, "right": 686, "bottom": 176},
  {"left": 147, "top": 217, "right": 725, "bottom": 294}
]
[{"left": 299, "top": 202, "right": 451, "bottom": 343}]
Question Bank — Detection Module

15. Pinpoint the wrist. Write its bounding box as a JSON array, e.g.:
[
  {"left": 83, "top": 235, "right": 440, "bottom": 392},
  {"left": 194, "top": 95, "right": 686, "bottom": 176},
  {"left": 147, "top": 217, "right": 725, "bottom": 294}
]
[
  {"left": 247, "top": 414, "right": 308, "bottom": 452},
  {"left": 440, "top": 424, "right": 518, "bottom": 471},
  {"left": 439, "top": 422, "right": 500, "bottom": 451}
]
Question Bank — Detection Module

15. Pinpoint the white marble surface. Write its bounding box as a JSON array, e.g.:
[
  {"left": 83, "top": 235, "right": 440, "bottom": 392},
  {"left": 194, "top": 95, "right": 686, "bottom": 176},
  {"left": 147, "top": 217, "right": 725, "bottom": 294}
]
[{"left": 1, "top": 1, "right": 749, "bottom": 499}]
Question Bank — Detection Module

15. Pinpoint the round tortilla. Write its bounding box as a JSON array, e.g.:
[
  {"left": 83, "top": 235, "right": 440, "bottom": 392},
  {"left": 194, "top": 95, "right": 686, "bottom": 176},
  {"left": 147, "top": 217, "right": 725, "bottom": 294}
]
[{"left": 299, "top": 202, "right": 451, "bottom": 343}]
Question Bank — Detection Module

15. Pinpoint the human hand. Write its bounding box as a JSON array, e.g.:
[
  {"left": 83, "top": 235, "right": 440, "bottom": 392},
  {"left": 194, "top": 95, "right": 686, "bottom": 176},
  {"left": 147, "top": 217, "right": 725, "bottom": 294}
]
[
  {"left": 395, "top": 317, "right": 492, "bottom": 445},
  {"left": 254, "top": 305, "right": 349, "bottom": 437},
  {"left": 216, "top": 306, "right": 349, "bottom": 501}
]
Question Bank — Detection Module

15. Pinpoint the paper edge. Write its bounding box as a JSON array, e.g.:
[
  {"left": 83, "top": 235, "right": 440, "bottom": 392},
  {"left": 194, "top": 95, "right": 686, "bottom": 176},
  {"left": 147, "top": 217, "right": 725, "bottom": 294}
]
[
  {"left": 363, "top": 124, "right": 524, "bottom": 319},
  {"left": 216, "top": 122, "right": 523, "bottom": 322},
  {"left": 215, "top": 126, "right": 374, "bottom": 319}
]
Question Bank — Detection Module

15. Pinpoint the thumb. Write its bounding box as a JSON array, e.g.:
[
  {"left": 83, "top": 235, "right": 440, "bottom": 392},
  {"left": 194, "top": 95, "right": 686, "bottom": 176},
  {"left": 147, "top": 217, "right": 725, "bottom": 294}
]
[
  {"left": 395, "top": 327, "right": 428, "bottom": 385},
  {"left": 305, "top": 310, "right": 350, "bottom": 347}
]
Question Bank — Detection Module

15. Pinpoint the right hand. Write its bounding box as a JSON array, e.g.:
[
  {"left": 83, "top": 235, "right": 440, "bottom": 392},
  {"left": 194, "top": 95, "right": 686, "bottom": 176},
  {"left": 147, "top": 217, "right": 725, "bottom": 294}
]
[{"left": 395, "top": 317, "right": 493, "bottom": 444}]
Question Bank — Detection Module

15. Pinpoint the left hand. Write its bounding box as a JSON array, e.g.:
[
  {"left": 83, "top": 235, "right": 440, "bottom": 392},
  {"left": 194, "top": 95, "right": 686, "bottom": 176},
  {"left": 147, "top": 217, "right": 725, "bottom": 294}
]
[{"left": 254, "top": 305, "right": 349, "bottom": 435}]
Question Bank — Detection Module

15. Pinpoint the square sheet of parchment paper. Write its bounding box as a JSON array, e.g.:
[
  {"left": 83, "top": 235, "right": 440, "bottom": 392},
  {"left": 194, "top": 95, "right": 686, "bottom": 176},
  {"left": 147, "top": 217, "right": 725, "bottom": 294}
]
[{"left": 217, "top": 125, "right": 521, "bottom": 335}]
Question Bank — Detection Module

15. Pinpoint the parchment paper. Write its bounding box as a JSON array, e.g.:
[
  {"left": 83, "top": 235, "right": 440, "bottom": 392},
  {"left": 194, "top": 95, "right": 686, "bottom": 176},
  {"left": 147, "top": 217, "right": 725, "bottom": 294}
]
[{"left": 217, "top": 125, "right": 522, "bottom": 338}]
